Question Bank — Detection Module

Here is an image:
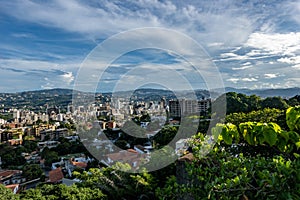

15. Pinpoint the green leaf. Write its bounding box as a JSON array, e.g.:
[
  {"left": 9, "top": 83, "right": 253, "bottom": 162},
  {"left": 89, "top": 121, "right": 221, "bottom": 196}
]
[
  {"left": 296, "top": 141, "right": 300, "bottom": 150},
  {"left": 227, "top": 123, "right": 239, "bottom": 143},
  {"left": 212, "top": 124, "right": 223, "bottom": 142},
  {"left": 288, "top": 131, "right": 300, "bottom": 143},
  {"left": 240, "top": 122, "right": 257, "bottom": 145},
  {"left": 286, "top": 106, "right": 300, "bottom": 131},
  {"left": 293, "top": 153, "right": 300, "bottom": 158},
  {"left": 279, "top": 131, "right": 290, "bottom": 142},
  {"left": 262, "top": 123, "right": 278, "bottom": 147},
  {"left": 221, "top": 126, "right": 232, "bottom": 145}
]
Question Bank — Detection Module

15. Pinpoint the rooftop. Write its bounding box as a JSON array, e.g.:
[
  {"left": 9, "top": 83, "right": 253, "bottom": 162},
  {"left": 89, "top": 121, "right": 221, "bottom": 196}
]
[{"left": 49, "top": 167, "right": 64, "bottom": 183}]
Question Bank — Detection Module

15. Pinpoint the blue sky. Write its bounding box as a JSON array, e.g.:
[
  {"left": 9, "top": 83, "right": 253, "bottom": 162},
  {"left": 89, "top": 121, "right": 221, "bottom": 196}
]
[{"left": 0, "top": 0, "right": 300, "bottom": 93}]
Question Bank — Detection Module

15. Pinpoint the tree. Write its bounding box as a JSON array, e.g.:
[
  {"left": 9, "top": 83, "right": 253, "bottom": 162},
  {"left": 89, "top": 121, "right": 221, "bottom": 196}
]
[
  {"left": 261, "top": 96, "right": 289, "bottom": 110},
  {"left": 74, "top": 164, "right": 156, "bottom": 199},
  {"left": 114, "top": 139, "right": 129, "bottom": 149},
  {"left": 23, "top": 140, "right": 37, "bottom": 152},
  {"left": 288, "top": 95, "right": 300, "bottom": 106},
  {"left": 22, "top": 164, "right": 43, "bottom": 180},
  {"left": 20, "top": 184, "right": 106, "bottom": 200},
  {"left": 286, "top": 106, "right": 300, "bottom": 131},
  {"left": 1, "top": 150, "right": 26, "bottom": 168},
  {"left": 41, "top": 148, "right": 59, "bottom": 167},
  {"left": 152, "top": 126, "right": 178, "bottom": 148},
  {"left": 0, "top": 184, "right": 18, "bottom": 200},
  {"left": 225, "top": 108, "right": 286, "bottom": 128}
]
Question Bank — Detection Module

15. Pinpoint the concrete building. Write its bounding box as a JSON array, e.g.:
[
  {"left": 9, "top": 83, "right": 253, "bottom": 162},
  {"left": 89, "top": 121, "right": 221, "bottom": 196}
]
[{"left": 169, "top": 99, "right": 210, "bottom": 118}]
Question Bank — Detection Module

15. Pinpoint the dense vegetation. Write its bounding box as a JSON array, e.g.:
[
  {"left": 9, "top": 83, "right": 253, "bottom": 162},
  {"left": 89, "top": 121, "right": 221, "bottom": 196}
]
[{"left": 157, "top": 106, "right": 300, "bottom": 199}]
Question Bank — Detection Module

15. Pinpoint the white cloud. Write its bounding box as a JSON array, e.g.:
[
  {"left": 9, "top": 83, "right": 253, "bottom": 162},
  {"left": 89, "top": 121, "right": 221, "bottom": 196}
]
[
  {"left": 264, "top": 73, "right": 278, "bottom": 79},
  {"left": 242, "top": 62, "right": 251, "bottom": 66},
  {"left": 245, "top": 32, "right": 300, "bottom": 56},
  {"left": 232, "top": 65, "right": 252, "bottom": 70},
  {"left": 241, "top": 77, "right": 258, "bottom": 82},
  {"left": 0, "top": 0, "right": 258, "bottom": 46},
  {"left": 286, "top": 0, "right": 300, "bottom": 25},
  {"left": 61, "top": 71, "right": 74, "bottom": 85},
  {"left": 292, "top": 64, "right": 300, "bottom": 69},
  {"left": 226, "top": 77, "right": 258, "bottom": 84},
  {"left": 227, "top": 78, "right": 239, "bottom": 84},
  {"left": 278, "top": 56, "right": 300, "bottom": 65},
  {"left": 1, "top": 0, "right": 300, "bottom": 92},
  {"left": 218, "top": 52, "right": 249, "bottom": 61},
  {"left": 0, "top": 58, "right": 77, "bottom": 91}
]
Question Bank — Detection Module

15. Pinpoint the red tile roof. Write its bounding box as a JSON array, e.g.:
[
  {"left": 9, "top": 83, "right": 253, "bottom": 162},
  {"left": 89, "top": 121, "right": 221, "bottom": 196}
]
[
  {"left": 49, "top": 168, "right": 64, "bottom": 183},
  {"left": 72, "top": 162, "right": 87, "bottom": 168},
  {"left": 0, "top": 170, "right": 22, "bottom": 180},
  {"left": 106, "top": 149, "right": 147, "bottom": 168}
]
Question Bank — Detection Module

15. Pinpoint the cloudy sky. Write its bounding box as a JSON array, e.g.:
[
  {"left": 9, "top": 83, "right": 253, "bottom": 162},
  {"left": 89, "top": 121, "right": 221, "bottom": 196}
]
[{"left": 0, "top": 0, "right": 300, "bottom": 93}]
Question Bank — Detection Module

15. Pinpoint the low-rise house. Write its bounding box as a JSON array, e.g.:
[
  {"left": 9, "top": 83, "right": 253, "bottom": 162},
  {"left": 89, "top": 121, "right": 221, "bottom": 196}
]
[
  {"left": 102, "top": 149, "right": 147, "bottom": 169},
  {"left": 50, "top": 156, "right": 92, "bottom": 177},
  {"left": 5, "top": 183, "right": 20, "bottom": 194},
  {"left": 70, "top": 161, "right": 87, "bottom": 169},
  {"left": 48, "top": 167, "right": 64, "bottom": 184},
  {"left": 0, "top": 170, "right": 25, "bottom": 185},
  {"left": 40, "top": 128, "right": 68, "bottom": 141},
  {"left": 38, "top": 141, "right": 59, "bottom": 150}
]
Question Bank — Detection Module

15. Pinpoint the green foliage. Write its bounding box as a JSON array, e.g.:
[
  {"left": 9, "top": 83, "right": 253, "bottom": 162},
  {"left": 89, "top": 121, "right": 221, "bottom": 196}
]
[
  {"left": 239, "top": 122, "right": 280, "bottom": 146},
  {"left": 0, "top": 144, "right": 26, "bottom": 168},
  {"left": 261, "top": 96, "right": 289, "bottom": 110},
  {"left": 152, "top": 126, "right": 178, "bottom": 147},
  {"left": 214, "top": 106, "right": 300, "bottom": 154},
  {"left": 142, "top": 146, "right": 177, "bottom": 170},
  {"left": 40, "top": 147, "right": 60, "bottom": 167},
  {"left": 288, "top": 95, "right": 300, "bottom": 106},
  {"left": 157, "top": 146, "right": 300, "bottom": 200},
  {"left": 20, "top": 183, "right": 106, "bottom": 200},
  {"left": 171, "top": 106, "right": 300, "bottom": 199},
  {"left": 22, "top": 164, "right": 43, "bottom": 180},
  {"left": 217, "top": 123, "right": 239, "bottom": 145},
  {"left": 2, "top": 104, "right": 300, "bottom": 200},
  {"left": 226, "top": 108, "right": 286, "bottom": 129},
  {"left": 122, "top": 120, "right": 147, "bottom": 138},
  {"left": 22, "top": 140, "right": 37, "bottom": 153},
  {"left": 225, "top": 92, "right": 252, "bottom": 114},
  {"left": 74, "top": 163, "right": 156, "bottom": 199},
  {"left": 53, "top": 137, "right": 86, "bottom": 156},
  {"left": 217, "top": 92, "right": 297, "bottom": 117},
  {"left": 0, "top": 184, "right": 18, "bottom": 200},
  {"left": 114, "top": 139, "right": 129, "bottom": 149},
  {"left": 140, "top": 113, "right": 151, "bottom": 122},
  {"left": 286, "top": 106, "right": 300, "bottom": 131}
]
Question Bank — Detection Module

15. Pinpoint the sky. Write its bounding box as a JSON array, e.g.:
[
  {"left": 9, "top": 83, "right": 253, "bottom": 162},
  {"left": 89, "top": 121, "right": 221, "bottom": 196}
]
[{"left": 0, "top": 0, "right": 300, "bottom": 93}]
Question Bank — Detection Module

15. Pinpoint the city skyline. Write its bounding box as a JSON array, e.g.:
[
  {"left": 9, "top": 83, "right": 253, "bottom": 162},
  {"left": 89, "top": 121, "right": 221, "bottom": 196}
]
[{"left": 0, "top": 0, "right": 300, "bottom": 93}]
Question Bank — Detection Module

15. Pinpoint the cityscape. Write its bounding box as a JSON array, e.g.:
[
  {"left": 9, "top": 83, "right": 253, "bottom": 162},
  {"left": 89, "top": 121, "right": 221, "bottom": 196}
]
[
  {"left": 0, "top": 87, "right": 211, "bottom": 191},
  {"left": 0, "top": 87, "right": 300, "bottom": 199},
  {"left": 1, "top": 0, "right": 300, "bottom": 199}
]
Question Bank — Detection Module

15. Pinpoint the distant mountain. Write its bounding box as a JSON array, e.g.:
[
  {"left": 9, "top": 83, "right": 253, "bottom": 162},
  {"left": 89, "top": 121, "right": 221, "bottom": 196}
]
[
  {"left": 1, "top": 87, "right": 300, "bottom": 112},
  {"left": 0, "top": 88, "right": 75, "bottom": 111},
  {"left": 225, "top": 87, "right": 300, "bottom": 98},
  {"left": 20, "top": 88, "right": 74, "bottom": 96}
]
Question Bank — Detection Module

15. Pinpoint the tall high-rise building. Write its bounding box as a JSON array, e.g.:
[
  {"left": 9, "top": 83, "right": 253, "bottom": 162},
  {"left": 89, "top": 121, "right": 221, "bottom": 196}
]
[
  {"left": 13, "top": 109, "right": 20, "bottom": 119},
  {"left": 169, "top": 99, "right": 210, "bottom": 118}
]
